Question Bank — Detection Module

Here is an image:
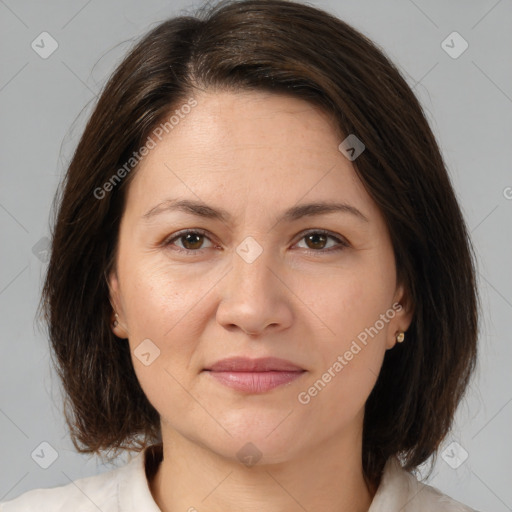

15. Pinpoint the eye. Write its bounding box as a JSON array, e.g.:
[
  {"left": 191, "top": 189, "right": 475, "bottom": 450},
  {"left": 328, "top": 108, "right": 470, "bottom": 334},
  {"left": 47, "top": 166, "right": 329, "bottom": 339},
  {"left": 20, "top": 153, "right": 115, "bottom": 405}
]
[
  {"left": 163, "top": 228, "right": 349, "bottom": 254},
  {"left": 294, "top": 229, "right": 349, "bottom": 253},
  {"left": 164, "top": 229, "right": 215, "bottom": 253}
]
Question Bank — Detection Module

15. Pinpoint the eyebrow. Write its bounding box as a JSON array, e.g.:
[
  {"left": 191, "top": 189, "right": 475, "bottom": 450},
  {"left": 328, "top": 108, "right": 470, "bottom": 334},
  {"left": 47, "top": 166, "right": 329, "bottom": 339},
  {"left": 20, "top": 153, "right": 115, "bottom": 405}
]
[{"left": 142, "top": 198, "right": 369, "bottom": 224}]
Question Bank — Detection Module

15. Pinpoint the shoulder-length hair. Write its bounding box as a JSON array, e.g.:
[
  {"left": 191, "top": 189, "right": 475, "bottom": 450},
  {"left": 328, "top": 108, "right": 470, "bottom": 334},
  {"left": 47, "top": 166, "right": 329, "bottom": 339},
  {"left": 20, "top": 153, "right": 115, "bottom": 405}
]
[{"left": 39, "top": 0, "right": 479, "bottom": 489}]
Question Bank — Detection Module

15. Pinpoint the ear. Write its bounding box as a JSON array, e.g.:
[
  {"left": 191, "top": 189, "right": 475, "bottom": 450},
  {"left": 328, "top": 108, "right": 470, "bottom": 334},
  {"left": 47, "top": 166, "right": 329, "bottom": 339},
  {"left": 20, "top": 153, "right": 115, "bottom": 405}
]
[
  {"left": 386, "top": 281, "right": 414, "bottom": 350},
  {"left": 107, "top": 269, "right": 129, "bottom": 339}
]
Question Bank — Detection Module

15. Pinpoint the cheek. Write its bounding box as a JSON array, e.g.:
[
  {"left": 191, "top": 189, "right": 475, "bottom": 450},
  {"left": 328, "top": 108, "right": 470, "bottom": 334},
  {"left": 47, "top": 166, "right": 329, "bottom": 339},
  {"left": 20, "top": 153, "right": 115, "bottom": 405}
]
[
  {"left": 309, "top": 260, "right": 394, "bottom": 392},
  {"left": 295, "top": 296, "right": 390, "bottom": 444},
  {"left": 119, "top": 259, "right": 209, "bottom": 391},
  {"left": 121, "top": 256, "right": 210, "bottom": 336},
  {"left": 318, "top": 262, "right": 395, "bottom": 342}
]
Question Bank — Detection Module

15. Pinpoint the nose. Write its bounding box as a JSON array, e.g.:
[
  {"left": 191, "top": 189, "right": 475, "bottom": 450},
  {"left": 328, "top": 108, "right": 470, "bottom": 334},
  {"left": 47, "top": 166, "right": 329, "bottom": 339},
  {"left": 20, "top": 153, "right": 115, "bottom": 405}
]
[{"left": 215, "top": 242, "right": 294, "bottom": 336}]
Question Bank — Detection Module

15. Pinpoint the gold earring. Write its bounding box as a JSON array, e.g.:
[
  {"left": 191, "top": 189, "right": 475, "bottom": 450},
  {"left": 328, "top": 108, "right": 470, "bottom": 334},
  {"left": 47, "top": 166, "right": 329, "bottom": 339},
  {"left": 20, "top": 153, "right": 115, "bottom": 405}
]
[{"left": 396, "top": 331, "right": 405, "bottom": 343}]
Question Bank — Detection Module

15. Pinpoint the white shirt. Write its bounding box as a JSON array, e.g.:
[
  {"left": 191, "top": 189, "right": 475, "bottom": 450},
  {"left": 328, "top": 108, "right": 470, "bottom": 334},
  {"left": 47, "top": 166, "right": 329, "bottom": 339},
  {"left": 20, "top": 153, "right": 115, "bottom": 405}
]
[{"left": 1, "top": 444, "right": 479, "bottom": 511}]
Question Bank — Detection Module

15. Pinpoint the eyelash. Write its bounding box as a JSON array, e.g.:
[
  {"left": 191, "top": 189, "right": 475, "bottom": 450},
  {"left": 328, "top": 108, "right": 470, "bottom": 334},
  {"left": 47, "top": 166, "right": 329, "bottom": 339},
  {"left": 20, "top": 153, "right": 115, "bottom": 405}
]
[{"left": 163, "top": 228, "right": 349, "bottom": 255}]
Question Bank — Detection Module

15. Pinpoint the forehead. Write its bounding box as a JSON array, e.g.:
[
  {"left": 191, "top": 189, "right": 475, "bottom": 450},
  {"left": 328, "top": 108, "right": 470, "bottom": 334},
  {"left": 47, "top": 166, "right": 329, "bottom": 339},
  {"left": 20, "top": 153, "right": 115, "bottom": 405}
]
[
  {"left": 123, "top": 90, "right": 380, "bottom": 224},
  {"left": 175, "top": 90, "right": 343, "bottom": 153}
]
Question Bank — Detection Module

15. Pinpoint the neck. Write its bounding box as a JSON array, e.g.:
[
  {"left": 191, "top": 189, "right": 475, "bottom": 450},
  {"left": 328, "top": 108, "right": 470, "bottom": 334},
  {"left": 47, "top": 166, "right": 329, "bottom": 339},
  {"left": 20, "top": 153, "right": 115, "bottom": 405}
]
[{"left": 149, "top": 420, "right": 375, "bottom": 512}]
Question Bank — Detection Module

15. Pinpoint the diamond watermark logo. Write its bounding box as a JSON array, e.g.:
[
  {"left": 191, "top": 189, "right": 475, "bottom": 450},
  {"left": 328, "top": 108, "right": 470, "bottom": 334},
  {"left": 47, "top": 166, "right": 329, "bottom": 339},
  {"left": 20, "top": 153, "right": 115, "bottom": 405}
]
[
  {"left": 338, "top": 134, "right": 365, "bottom": 161},
  {"left": 31, "top": 441, "right": 59, "bottom": 469},
  {"left": 236, "top": 236, "right": 263, "bottom": 264},
  {"left": 236, "top": 442, "right": 262, "bottom": 467},
  {"left": 441, "top": 441, "right": 469, "bottom": 469},
  {"left": 32, "top": 236, "right": 51, "bottom": 262},
  {"left": 134, "top": 338, "right": 161, "bottom": 366},
  {"left": 31, "top": 32, "right": 59, "bottom": 59},
  {"left": 441, "top": 31, "right": 468, "bottom": 59}
]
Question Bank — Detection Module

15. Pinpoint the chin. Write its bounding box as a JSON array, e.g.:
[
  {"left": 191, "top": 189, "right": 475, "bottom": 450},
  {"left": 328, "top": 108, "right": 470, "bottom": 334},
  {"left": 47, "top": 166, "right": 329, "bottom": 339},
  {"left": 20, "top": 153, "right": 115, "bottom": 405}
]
[{"left": 199, "top": 410, "right": 306, "bottom": 465}]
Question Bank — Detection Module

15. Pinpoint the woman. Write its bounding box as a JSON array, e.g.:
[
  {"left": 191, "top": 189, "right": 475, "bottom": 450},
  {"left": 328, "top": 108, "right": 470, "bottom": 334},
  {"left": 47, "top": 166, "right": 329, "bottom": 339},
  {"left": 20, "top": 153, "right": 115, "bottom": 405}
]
[{"left": 1, "top": 0, "right": 481, "bottom": 510}]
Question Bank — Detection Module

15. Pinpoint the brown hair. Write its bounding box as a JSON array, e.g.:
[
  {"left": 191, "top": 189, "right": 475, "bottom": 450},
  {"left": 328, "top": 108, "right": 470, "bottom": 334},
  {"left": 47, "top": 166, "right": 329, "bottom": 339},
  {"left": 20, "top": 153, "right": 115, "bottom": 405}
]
[{"left": 38, "top": 0, "right": 479, "bottom": 490}]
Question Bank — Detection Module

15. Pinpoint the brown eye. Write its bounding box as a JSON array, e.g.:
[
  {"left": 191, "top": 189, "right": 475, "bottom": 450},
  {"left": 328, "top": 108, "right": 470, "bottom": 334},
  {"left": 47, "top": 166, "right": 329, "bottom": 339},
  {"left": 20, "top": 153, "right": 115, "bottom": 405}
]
[
  {"left": 180, "top": 232, "right": 205, "bottom": 250},
  {"left": 305, "top": 232, "right": 328, "bottom": 250},
  {"left": 165, "top": 230, "right": 214, "bottom": 252},
  {"left": 295, "top": 230, "right": 348, "bottom": 252}
]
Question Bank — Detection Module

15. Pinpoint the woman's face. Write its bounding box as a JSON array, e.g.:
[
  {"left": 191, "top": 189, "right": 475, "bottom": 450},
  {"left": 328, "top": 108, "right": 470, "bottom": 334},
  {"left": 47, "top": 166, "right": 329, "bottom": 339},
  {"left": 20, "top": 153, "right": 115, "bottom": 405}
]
[{"left": 109, "top": 90, "right": 413, "bottom": 463}]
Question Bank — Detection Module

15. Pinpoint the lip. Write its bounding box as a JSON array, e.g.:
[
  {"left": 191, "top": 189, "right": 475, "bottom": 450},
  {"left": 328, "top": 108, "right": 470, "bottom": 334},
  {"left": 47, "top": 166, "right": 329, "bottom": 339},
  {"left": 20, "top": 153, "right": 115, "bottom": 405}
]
[
  {"left": 203, "top": 357, "right": 306, "bottom": 393},
  {"left": 205, "top": 356, "right": 304, "bottom": 372}
]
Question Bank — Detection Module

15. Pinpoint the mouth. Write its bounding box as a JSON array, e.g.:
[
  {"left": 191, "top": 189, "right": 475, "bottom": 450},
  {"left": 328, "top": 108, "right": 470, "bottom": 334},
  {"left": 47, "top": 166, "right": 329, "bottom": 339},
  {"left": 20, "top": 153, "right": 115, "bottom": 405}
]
[{"left": 203, "top": 356, "right": 306, "bottom": 393}]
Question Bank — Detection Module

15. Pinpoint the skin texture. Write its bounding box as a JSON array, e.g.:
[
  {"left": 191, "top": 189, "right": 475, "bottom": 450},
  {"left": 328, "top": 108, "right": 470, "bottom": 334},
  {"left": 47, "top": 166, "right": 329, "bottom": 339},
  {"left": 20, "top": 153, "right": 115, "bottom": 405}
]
[{"left": 108, "top": 90, "right": 413, "bottom": 512}]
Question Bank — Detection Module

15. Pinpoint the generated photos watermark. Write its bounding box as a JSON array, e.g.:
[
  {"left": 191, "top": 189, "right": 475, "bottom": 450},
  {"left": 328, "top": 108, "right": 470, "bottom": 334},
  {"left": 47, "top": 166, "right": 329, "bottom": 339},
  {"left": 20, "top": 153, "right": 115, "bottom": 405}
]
[
  {"left": 297, "top": 302, "right": 403, "bottom": 405},
  {"left": 93, "top": 97, "right": 198, "bottom": 200}
]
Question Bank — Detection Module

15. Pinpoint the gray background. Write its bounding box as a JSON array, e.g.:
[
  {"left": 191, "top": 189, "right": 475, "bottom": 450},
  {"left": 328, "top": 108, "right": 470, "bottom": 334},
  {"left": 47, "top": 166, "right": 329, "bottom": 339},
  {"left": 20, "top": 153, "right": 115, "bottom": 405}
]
[{"left": 0, "top": 0, "right": 511, "bottom": 510}]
